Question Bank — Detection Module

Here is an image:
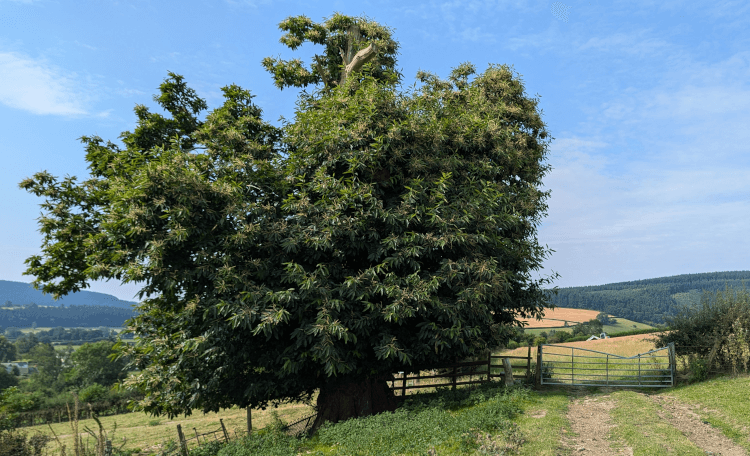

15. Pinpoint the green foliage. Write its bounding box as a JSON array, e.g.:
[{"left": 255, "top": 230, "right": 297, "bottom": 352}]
[
  {"left": 596, "top": 312, "right": 614, "bottom": 325},
  {"left": 27, "top": 343, "right": 64, "bottom": 391},
  {"left": 570, "top": 319, "right": 603, "bottom": 337},
  {"left": 68, "top": 341, "right": 127, "bottom": 387},
  {"left": 0, "top": 387, "right": 43, "bottom": 430},
  {"left": 20, "top": 13, "right": 557, "bottom": 420},
  {"left": 218, "top": 429, "right": 299, "bottom": 456},
  {"left": 0, "top": 306, "right": 135, "bottom": 328},
  {"left": 79, "top": 383, "right": 109, "bottom": 404},
  {"left": 262, "top": 13, "right": 400, "bottom": 90},
  {"left": 14, "top": 333, "right": 39, "bottom": 355},
  {"left": 687, "top": 357, "right": 709, "bottom": 383},
  {"left": 190, "top": 439, "right": 227, "bottom": 456},
  {"left": 656, "top": 284, "right": 750, "bottom": 375},
  {"left": 220, "top": 384, "right": 528, "bottom": 456},
  {"left": 0, "top": 429, "right": 51, "bottom": 456},
  {"left": 0, "top": 336, "right": 16, "bottom": 362},
  {"left": 0, "top": 369, "right": 18, "bottom": 390}
]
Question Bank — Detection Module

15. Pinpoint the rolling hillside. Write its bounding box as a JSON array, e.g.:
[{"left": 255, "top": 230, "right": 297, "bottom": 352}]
[
  {"left": 0, "top": 280, "right": 138, "bottom": 328},
  {"left": 546, "top": 270, "right": 750, "bottom": 325},
  {"left": 0, "top": 279, "right": 137, "bottom": 309}
]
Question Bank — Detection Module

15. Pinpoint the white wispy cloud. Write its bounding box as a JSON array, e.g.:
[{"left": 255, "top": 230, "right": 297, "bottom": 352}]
[
  {"left": 0, "top": 52, "right": 89, "bottom": 116},
  {"left": 534, "top": 35, "right": 750, "bottom": 287}
]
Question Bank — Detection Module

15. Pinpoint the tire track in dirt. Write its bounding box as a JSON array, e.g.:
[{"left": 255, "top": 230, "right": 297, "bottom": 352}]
[
  {"left": 647, "top": 394, "right": 747, "bottom": 456},
  {"left": 562, "top": 394, "right": 633, "bottom": 455}
]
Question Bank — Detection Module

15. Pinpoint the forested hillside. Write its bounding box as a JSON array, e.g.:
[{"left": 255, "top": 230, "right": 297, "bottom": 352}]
[
  {"left": 0, "top": 303, "right": 136, "bottom": 328},
  {"left": 547, "top": 270, "right": 750, "bottom": 325},
  {"left": 0, "top": 280, "right": 137, "bottom": 309}
]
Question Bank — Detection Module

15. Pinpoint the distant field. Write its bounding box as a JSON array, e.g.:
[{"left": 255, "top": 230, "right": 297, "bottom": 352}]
[
  {"left": 521, "top": 307, "right": 605, "bottom": 328},
  {"left": 10, "top": 326, "right": 125, "bottom": 333},
  {"left": 523, "top": 317, "right": 654, "bottom": 335},
  {"left": 52, "top": 344, "right": 83, "bottom": 351},
  {"left": 500, "top": 332, "right": 666, "bottom": 359}
]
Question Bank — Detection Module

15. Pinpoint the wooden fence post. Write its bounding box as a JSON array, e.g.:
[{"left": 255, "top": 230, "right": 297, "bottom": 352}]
[
  {"left": 535, "top": 345, "right": 543, "bottom": 387},
  {"left": 526, "top": 345, "right": 532, "bottom": 378},
  {"left": 176, "top": 424, "right": 189, "bottom": 456},
  {"left": 247, "top": 407, "right": 252, "bottom": 435},
  {"left": 487, "top": 353, "right": 492, "bottom": 382},
  {"left": 401, "top": 372, "right": 407, "bottom": 397},
  {"left": 220, "top": 418, "right": 229, "bottom": 442},
  {"left": 104, "top": 440, "right": 112, "bottom": 456},
  {"left": 452, "top": 365, "right": 457, "bottom": 390}
]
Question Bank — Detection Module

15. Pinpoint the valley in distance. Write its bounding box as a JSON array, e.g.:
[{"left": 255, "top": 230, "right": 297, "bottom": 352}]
[{"left": 2, "top": 270, "right": 748, "bottom": 340}]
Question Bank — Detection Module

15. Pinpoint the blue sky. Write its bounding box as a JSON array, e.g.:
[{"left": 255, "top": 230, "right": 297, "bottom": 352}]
[{"left": 2, "top": 0, "right": 749, "bottom": 302}]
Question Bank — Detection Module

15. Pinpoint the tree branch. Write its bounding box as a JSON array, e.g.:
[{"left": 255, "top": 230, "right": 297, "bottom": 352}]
[
  {"left": 314, "top": 58, "right": 331, "bottom": 89},
  {"left": 339, "top": 43, "right": 378, "bottom": 86}
]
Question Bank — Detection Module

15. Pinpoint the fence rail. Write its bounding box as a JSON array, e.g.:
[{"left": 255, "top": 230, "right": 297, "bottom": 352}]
[
  {"left": 10, "top": 396, "right": 143, "bottom": 428},
  {"left": 389, "top": 347, "right": 533, "bottom": 396},
  {"left": 538, "top": 343, "right": 675, "bottom": 387}
]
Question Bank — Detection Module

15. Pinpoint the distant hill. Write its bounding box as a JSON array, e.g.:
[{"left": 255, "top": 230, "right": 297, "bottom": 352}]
[
  {"left": 0, "top": 280, "right": 138, "bottom": 309},
  {"left": 546, "top": 270, "right": 750, "bottom": 325}
]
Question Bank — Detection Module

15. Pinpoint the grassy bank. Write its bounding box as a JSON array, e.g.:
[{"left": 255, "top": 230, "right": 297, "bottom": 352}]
[{"left": 19, "top": 334, "right": 750, "bottom": 456}]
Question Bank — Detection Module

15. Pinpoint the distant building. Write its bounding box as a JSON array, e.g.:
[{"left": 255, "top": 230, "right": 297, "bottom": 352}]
[{"left": 1, "top": 361, "right": 30, "bottom": 375}]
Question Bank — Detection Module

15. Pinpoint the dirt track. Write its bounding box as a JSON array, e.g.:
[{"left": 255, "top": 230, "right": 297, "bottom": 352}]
[{"left": 562, "top": 392, "right": 747, "bottom": 455}]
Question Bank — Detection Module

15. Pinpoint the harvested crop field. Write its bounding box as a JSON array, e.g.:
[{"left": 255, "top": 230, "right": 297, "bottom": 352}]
[
  {"left": 521, "top": 307, "right": 608, "bottom": 328},
  {"left": 500, "top": 332, "right": 668, "bottom": 359}
]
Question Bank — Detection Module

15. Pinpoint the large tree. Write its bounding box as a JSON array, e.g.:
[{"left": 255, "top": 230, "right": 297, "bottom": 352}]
[
  {"left": 67, "top": 341, "right": 128, "bottom": 388},
  {"left": 19, "top": 13, "right": 557, "bottom": 430},
  {"left": 0, "top": 336, "right": 16, "bottom": 363}
]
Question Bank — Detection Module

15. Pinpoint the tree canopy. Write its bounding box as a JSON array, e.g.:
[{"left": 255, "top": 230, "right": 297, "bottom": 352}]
[
  {"left": 19, "top": 13, "right": 557, "bottom": 425},
  {"left": 67, "top": 340, "right": 127, "bottom": 388}
]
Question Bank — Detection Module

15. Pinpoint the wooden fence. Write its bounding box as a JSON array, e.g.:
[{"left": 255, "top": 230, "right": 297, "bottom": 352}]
[
  {"left": 173, "top": 420, "right": 238, "bottom": 456},
  {"left": 10, "top": 396, "right": 142, "bottom": 428},
  {"left": 389, "top": 347, "right": 533, "bottom": 396}
]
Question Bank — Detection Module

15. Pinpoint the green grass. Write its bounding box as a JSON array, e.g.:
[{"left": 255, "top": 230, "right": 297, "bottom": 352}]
[
  {"left": 609, "top": 390, "right": 706, "bottom": 455},
  {"left": 22, "top": 368, "right": 750, "bottom": 455},
  {"left": 516, "top": 390, "right": 570, "bottom": 456},
  {"left": 666, "top": 374, "right": 750, "bottom": 451},
  {"left": 52, "top": 344, "right": 83, "bottom": 352},
  {"left": 25, "top": 401, "right": 315, "bottom": 454},
  {"left": 602, "top": 319, "right": 655, "bottom": 334},
  {"left": 523, "top": 317, "right": 653, "bottom": 336},
  {"left": 209, "top": 383, "right": 531, "bottom": 456}
]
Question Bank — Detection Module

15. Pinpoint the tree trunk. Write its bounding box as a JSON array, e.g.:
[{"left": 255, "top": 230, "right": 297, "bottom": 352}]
[{"left": 311, "top": 374, "right": 397, "bottom": 433}]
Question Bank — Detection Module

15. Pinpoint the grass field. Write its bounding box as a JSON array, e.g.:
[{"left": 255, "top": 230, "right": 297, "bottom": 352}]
[
  {"left": 500, "top": 332, "right": 666, "bottom": 360},
  {"left": 7, "top": 327, "right": 124, "bottom": 333},
  {"left": 25, "top": 400, "right": 316, "bottom": 455},
  {"left": 522, "top": 316, "right": 654, "bottom": 335},
  {"left": 18, "top": 332, "right": 750, "bottom": 455},
  {"left": 520, "top": 307, "right": 604, "bottom": 328}
]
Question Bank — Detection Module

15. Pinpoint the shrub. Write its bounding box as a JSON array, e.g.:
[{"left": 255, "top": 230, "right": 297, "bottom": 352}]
[
  {"left": 189, "top": 439, "right": 226, "bottom": 456},
  {"left": 79, "top": 383, "right": 109, "bottom": 404},
  {"left": 217, "top": 429, "right": 299, "bottom": 456},
  {"left": 0, "top": 369, "right": 18, "bottom": 390},
  {"left": 0, "top": 429, "right": 51, "bottom": 456},
  {"left": 656, "top": 284, "right": 750, "bottom": 376}
]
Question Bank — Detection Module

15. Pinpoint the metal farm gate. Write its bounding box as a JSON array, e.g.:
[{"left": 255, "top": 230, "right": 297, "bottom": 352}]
[{"left": 538, "top": 342, "right": 676, "bottom": 388}]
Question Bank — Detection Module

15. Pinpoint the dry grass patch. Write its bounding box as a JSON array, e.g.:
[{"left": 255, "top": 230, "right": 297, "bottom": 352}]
[
  {"left": 498, "top": 332, "right": 667, "bottom": 360},
  {"left": 521, "top": 307, "right": 606, "bottom": 328},
  {"left": 27, "top": 401, "right": 315, "bottom": 454}
]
